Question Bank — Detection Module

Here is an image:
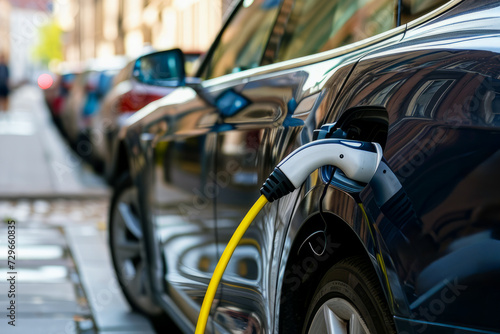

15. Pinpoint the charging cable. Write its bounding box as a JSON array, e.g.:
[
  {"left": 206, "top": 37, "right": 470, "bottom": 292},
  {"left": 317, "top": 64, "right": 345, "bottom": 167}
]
[{"left": 195, "top": 138, "right": 383, "bottom": 333}]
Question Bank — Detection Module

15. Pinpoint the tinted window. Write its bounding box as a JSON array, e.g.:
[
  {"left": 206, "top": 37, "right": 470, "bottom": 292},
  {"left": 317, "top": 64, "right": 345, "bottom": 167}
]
[
  {"left": 202, "top": 0, "right": 281, "bottom": 79},
  {"left": 400, "top": 0, "right": 448, "bottom": 24},
  {"left": 277, "top": 0, "right": 397, "bottom": 62}
]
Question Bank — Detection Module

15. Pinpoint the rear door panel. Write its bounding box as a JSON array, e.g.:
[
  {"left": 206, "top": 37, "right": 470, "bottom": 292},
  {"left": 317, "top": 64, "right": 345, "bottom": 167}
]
[{"left": 326, "top": 2, "right": 500, "bottom": 331}]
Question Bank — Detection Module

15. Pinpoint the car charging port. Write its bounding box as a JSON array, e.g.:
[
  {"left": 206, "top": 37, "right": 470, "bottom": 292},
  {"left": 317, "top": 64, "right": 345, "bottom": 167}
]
[{"left": 315, "top": 107, "right": 389, "bottom": 192}]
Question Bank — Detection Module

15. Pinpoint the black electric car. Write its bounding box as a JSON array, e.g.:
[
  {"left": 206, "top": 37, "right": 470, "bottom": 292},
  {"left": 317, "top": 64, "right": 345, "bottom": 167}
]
[{"left": 108, "top": 0, "right": 500, "bottom": 333}]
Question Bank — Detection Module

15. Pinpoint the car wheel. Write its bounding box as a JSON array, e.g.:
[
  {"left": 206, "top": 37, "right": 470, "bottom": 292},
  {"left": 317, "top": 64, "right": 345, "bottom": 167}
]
[
  {"left": 109, "top": 173, "right": 162, "bottom": 316},
  {"left": 303, "top": 256, "right": 395, "bottom": 334}
]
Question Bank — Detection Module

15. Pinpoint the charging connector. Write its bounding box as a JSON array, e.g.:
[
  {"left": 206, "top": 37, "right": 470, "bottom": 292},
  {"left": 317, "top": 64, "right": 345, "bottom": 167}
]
[
  {"left": 261, "top": 138, "right": 383, "bottom": 201},
  {"left": 196, "top": 137, "right": 383, "bottom": 333}
]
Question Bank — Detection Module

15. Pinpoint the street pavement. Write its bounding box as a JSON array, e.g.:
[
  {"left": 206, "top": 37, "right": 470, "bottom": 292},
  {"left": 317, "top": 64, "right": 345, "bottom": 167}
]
[
  {"left": 0, "top": 85, "right": 156, "bottom": 333},
  {"left": 0, "top": 85, "right": 108, "bottom": 199}
]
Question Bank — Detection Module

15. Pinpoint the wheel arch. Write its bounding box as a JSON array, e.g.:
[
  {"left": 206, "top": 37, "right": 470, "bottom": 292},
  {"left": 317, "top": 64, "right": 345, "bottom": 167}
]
[{"left": 276, "top": 184, "right": 404, "bottom": 333}]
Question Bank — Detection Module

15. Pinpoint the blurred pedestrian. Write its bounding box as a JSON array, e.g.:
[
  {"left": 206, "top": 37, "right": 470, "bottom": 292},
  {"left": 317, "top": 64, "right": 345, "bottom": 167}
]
[{"left": 0, "top": 54, "right": 9, "bottom": 112}]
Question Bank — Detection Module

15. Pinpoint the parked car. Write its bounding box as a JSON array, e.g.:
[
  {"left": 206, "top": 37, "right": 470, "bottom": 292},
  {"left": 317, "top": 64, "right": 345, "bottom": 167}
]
[
  {"left": 59, "top": 57, "right": 127, "bottom": 153},
  {"left": 108, "top": 0, "right": 500, "bottom": 333},
  {"left": 88, "top": 51, "right": 201, "bottom": 181},
  {"left": 42, "top": 71, "right": 77, "bottom": 135}
]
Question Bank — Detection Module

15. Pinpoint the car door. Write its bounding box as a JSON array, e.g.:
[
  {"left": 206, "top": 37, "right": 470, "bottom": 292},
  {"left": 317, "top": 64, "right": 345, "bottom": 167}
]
[
  {"left": 324, "top": 1, "right": 500, "bottom": 332},
  {"left": 212, "top": 0, "right": 401, "bottom": 332},
  {"left": 142, "top": 0, "right": 284, "bottom": 330}
]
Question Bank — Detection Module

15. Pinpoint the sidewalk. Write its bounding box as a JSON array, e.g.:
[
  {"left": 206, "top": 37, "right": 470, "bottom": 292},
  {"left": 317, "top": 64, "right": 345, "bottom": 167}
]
[
  {"left": 0, "top": 200, "right": 100, "bottom": 334},
  {"left": 0, "top": 85, "right": 108, "bottom": 199},
  {"left": 0, "top": 85, "right": 155, "bottom": 333}
]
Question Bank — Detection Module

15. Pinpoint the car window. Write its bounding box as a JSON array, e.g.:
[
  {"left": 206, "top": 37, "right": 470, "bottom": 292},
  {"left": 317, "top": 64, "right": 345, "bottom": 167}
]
[
  {"left": 276, "top": 0, "right": 397, "bottom": 62},
  {"left": 400, "top": 0, "right": 448, "bottom": 24},
  {"left": 202, "top": 0, "right": 281, "bottom": 79}
]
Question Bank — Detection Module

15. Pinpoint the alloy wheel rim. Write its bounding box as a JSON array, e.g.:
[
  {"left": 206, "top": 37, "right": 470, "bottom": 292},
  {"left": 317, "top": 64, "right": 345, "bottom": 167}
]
[
  {"left": 308, "top": 298, "right": 371, "bottom": 334},
  {"left": 112, "top": 186, "right": 158, "bottom": 313}
]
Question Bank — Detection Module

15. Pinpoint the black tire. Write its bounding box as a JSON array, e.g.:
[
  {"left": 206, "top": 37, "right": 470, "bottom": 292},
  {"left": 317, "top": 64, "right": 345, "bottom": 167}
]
[
  {"left": 303, "top": 256, "right": 396, "bottom": 334},
  {"left": 109, "top": 173, "right": 163, "bottom": 316}
]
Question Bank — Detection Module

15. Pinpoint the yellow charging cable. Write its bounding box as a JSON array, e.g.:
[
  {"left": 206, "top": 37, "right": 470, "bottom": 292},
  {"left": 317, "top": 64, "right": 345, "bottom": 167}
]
[
  {"left": 195, "top": 195, "right": 268, "bottom": 334},
  {"left": 194, "top": 138, "right": 382, "bottom": 332}
]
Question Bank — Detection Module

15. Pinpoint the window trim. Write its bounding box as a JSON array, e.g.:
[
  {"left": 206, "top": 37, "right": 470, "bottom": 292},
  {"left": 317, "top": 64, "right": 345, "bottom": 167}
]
[
  {"left": 203, "top": 23, "right": 406, "bottom": 87},
  {"left": 405, "top": 0, "right": 462, "bottom": 29},
  {"left": 195, "top": 0, "right": 284, "bottom": 80},
  {"left": 200, "top": 0, "right": 461, "bottom": 87}
]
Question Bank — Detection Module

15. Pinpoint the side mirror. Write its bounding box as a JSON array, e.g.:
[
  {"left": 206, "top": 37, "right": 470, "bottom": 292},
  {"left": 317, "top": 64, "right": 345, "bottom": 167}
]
[{"left": 133, "top": 49, "right": 185, "bottom": 87}]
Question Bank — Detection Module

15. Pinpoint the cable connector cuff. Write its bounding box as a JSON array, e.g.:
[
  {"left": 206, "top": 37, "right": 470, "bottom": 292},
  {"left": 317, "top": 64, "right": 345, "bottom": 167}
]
[{"left": 260, "top": 168, "right": 295, "bottom": 202}]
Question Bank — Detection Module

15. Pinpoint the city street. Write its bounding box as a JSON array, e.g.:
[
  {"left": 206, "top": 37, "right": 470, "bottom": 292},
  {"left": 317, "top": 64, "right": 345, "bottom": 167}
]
[
  {"left": 1, "top": 0, "right": 498, "bottom": 333},
  {"left": 0, "top": 85, "right": 155, "bottom": 334}
]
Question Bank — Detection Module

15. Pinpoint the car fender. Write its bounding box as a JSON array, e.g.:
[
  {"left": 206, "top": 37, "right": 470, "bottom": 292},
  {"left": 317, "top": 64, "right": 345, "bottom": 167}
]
[{"left": 274, "top": 178, "right": 411, "bottom": 332}]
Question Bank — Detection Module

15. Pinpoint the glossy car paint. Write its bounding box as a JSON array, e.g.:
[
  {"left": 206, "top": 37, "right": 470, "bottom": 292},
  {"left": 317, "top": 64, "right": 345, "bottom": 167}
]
[
  {"left": 89, "top": 59, "right": 175, "bottom": 177},
  {"left": 112, "top": 1, "right": 500, "bottom": 333},
  {"left": 120, "top": 30, "right": 404, "bottom": 331},
  {"left": 326, "top": 2, "right": 500, "bottom": 332}
]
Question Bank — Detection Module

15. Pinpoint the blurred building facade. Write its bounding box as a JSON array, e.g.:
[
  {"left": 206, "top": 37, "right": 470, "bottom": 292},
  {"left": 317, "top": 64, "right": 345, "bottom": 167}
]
[
  {"left": 0, "top": 0, "right": 11, "bottom": 57},
  {"left": 8, "top": 0, "right": 53, "bottom": 83},
  {"left": 55, "top": 0, "right": 236, "bottom": 63}
]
